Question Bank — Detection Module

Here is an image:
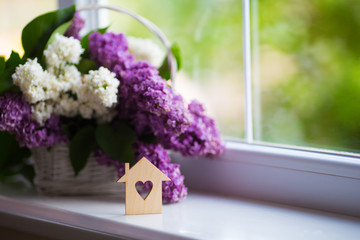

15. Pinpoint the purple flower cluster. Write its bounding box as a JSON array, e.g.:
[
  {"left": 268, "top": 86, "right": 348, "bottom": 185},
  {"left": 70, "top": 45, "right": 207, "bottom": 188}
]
[
  {"left": 133, "top": 142, "right": 187, "bottom": 203},
  {"left": 118, "top": 61, "right": 190, "bottom": 136},
  {"left": 159, "top": 100, "right": 226, "bottom": 157},
  {"left": 88, "top": 32, "right": 191, "bottom": 139},
  {"left": 1, "top": 14, "right": 224, "bottom": 203},
  {"left": 118, "top": 62, "right": 224, "bottom": 157},
  {"left": 0, "top": 93, "right": 66, "bottom": 148},
  {"left": 0, "top": 93, "right": 30, "bottom": 134},
  {"left": 88, "top": 32, "right": 134, "bottom": 72},
  {"left": 88, "top": 32, "right": 224, "bottom": 202},
  {"left": 64, "top": 12, "right": 85, "bottom": 40},
  {"left": 88, "top": 32, "right": 224, "bottom": 157},
  {"left": 95, "top": 141, "right": 187, "bottom": 203}
]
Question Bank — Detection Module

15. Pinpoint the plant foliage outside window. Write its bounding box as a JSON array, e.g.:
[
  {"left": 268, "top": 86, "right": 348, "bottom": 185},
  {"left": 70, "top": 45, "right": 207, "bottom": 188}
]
[{"left": 255, "top": 0, "right": 360, "bottom": 153}]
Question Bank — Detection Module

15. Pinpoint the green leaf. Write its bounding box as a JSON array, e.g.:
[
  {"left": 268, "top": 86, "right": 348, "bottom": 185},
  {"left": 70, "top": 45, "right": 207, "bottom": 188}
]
[
  {"left": 6, "top": 51, "right": 24, "bottom": 68},
  {"left": 95, "top": 122, "right": 136, "bottom": 165},
  {"left": 44, "top": 20, "right": 72, "bottom": 50},
  {"left": 171, "top": 42, "right": 182, "bottom": 70},
  {"left": 81, "top": 26, "right": 109, "bottom": 50},
  {"left": 80, "top": 26, "right": 109, "bottom": 58},
  {"left": 0, "top": 57, "right": 5, "bottom": 75},
  {"left": 61, "top": 123, "right": 73, "bottom": 139},
  {"left": 0, "top": 78, "right": 12, "bottom": 96},
  {"left": 138, "top": 134, "right": 157, "bottom": 144},
  {"left": 69, "top": 125, "right": 96, "bottom": 176},
  {"left": 0, "top": 131, "right": 31, "bottom": 183},
  {"left": 0, "top": 51, "right": 24, "bottom": 95},
  {"left": 0, "top": 131, "right": 17, "bottom": 168},
  {"left": 77, "top": 58, "right": 97, "bottom": 74},
  {"left": 158, "top": 42, "right": 182, "bottom": 80},
  {"left": 60, "top": 116, "right": 96, "bottom": 139},
  {"left": 0, "top": 86, "right": 21, "bottom": 96},
  {"left": 21, "top": 5, "right": 75, "bottom": 60}
]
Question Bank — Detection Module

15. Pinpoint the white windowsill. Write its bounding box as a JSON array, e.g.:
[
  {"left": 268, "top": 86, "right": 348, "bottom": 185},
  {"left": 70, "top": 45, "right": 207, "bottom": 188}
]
[
  {"left": 172, "top": 141, "right": 360, "bottom": 217},
  {"left": 0, "top": 183, "right": 360, "bottom": 240},
  {"left": 1, "top": 141, "right": 359, "bottom": 239}
]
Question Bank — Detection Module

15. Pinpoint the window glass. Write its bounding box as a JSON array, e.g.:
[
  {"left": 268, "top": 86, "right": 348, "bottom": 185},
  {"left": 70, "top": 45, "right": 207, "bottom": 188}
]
[
  {"left": 253, "top": 0, "right": 360, "bottom": 153},
  {"left": 0, "top": 0, "right": 57, "bottom": 58},
  {"left": 107, "top": 0, "right": 244, "bottom": 138}
]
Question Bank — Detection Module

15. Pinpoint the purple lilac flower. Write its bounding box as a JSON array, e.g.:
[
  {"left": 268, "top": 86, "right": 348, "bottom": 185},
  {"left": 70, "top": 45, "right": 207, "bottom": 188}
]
[
  {"left": 161, "top": 162, "right": 187, "bottom": 203},
  {"left": 88, "top": 33, "right": 189, "bottom": 136},
  {"left": 88, "top": 32, "right": 224, "bottom": 158},
  {"left": 118, "top": 61, "right": 190, "bottom": 136},
  {"left": 18, "top": 114, "right": 67, "bottom": 148},
  {"left": 95, "top": 142, "right": 188, "bottom": 203},
  {"left": 142, "top": 142, "right": 188, "bottom": 203},
  {"left": 0, "top": 93, "right": 66, "bottom": 148},
  {"left": 64, "top": 12, "right": 85, "bottom": 40},
  {"left": 88, "top": 32, "right": 135, "bottom": 72},
  {"left": 159, "top": 100, "right": 225, "bottom": 157},
  {"left": 132, "top": 142, "right": 187, "bottom": 203},
  {"left": 0, "top": 93, "right": 31, "bottom": 134}
]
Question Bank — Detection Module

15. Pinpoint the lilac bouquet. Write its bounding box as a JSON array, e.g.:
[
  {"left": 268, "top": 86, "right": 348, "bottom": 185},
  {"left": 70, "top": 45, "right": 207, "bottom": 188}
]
[{"left": 0, "top": 6, "right": 225, "bottom": 203}]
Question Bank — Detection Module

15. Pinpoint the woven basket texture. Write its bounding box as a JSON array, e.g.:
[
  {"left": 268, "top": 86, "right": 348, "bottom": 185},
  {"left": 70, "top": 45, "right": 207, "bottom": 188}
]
[{"left": 32, "top": 143, "right": 124, "bottom": 196}]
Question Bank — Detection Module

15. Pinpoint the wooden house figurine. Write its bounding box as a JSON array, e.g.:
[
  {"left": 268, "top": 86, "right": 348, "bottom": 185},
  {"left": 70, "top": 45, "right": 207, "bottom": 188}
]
[{"left": 117, "top": 157, "right": 171, "bottom": 215}]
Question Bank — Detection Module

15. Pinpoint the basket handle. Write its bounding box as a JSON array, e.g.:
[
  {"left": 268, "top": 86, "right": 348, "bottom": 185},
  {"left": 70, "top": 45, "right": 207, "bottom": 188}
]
[{"left": 77, "top": 4, "right": 177, "bottom": 82}]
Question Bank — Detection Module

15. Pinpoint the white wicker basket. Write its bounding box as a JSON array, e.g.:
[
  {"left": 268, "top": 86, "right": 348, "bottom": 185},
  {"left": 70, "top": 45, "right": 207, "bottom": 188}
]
[
  {"left": 30, "top": 4, "right": 176, "bottom": 196},
  {"left": 32, "top": 143, "right": 123, "bottom": 195}
]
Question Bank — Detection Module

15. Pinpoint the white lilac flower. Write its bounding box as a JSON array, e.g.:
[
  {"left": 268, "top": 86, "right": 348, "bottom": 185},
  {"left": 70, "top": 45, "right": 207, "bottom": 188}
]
[
  {"left": 127, "top": 36, "right": 165, "bottom": 67},
  {"left": 13, "top": 36, "right": 117, "bottom": 125},
  {"left": 56, "top": 65, "right": 82, "bottom": 92},
  {"left": 44, "top": 33, "right": 84, "bottom": 71},
  {"left": 78, "top": 102, "right": 93, "bottom": 119},
  {"left": 53, "top": 93, "right": 79, "bottom": 118},
  {"left": 12, "top": 58, "right": 59, "bottom": 103},
  {"left": 41, "top": 76, "right": 63, "bottom": 101},
  {"left": 31, "top": 101, "right": 54, "bottom": 125},
  {"left": 77, "top": 97, "right": 116, "bottom": 122},
  {"left": 80, "top": 67, "right": 120, "bottom": 107},
  {"left": 77, "top": 67, "right": 119, "bottom": 122}
]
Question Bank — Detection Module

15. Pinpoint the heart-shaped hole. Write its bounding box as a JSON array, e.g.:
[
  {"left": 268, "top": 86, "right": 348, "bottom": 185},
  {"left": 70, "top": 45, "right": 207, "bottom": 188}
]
[{"left": 135, "top": 181, "right": 153, "bottom": 200}]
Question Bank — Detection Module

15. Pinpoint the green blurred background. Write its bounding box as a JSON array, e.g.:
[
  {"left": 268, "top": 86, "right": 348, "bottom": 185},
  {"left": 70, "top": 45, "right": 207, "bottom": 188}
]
[{"left": 254, "top": 0, "right": 360, "bottom": 152}]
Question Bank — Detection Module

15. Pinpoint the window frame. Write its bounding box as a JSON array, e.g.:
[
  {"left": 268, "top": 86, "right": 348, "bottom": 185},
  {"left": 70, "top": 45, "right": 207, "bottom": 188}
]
[{"left": 60, "top": 0, "right": 360, "bottom": 217}]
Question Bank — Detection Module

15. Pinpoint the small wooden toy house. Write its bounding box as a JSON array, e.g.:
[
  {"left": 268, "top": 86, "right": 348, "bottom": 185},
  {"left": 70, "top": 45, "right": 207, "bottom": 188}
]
[{"left": 117, "top": 157, "right": 171, "bottom": 215}]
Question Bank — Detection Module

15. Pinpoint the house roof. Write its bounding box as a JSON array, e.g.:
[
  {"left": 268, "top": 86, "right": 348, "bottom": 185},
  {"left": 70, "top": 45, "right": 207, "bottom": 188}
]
[{"left": 118, "top": 157, "right": 171, "bottom": 183}]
